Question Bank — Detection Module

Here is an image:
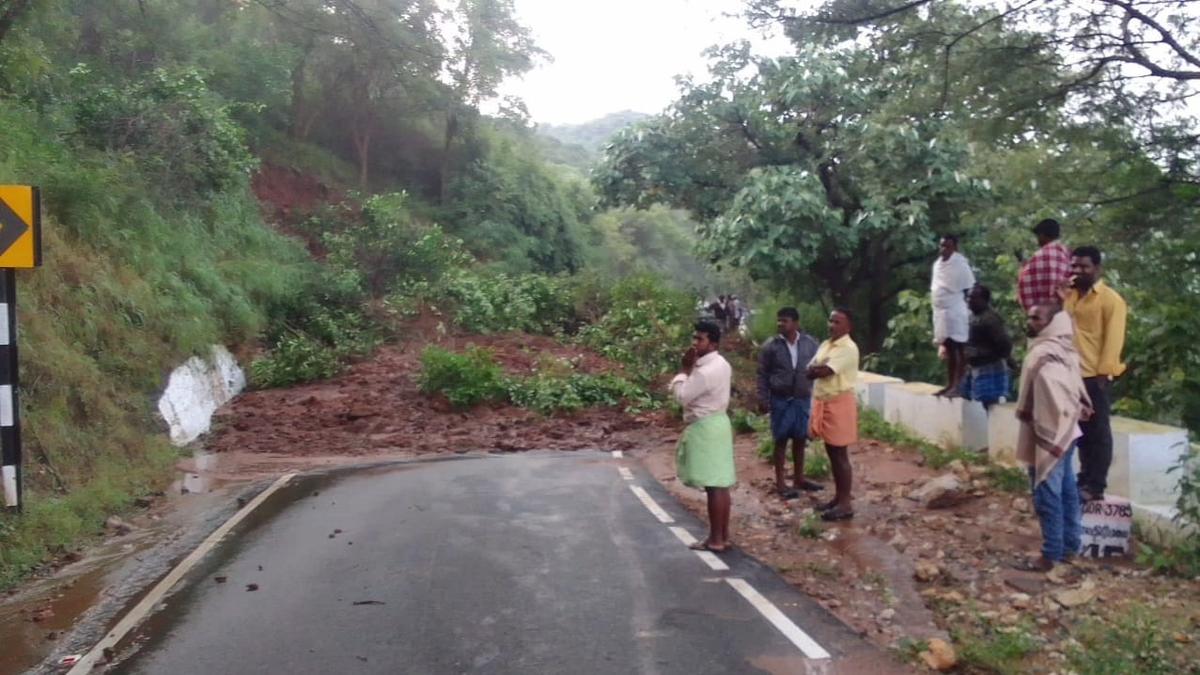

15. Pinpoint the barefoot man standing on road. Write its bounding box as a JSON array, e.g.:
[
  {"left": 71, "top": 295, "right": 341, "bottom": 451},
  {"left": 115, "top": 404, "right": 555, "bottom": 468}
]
[
  {"left": 807, "top": 309, "right": 860, "bottom": 522},
  {"left": 670, "top": 320, "right": 736, "bottom": 552}
]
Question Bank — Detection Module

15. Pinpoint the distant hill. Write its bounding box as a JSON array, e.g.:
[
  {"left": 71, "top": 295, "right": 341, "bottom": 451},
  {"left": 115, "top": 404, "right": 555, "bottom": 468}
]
[{"left": 539, "top": 110, "right": 651, "bottom": 153}]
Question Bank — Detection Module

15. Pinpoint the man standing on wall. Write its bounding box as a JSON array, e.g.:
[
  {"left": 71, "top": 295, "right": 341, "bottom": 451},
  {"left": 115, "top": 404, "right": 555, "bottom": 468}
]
[
  {"left": 931, "top": 235, "right": 976, "bottom": 396},
  {"left": 758, "top": 307, "right": 820, "bottom": 500},
  {"left": 961, "top": 284, "right": 1015, "bottom": 410},
  {"left": 671, "top": 321, "right": 736, "bottom": 552},
  {"left": 1015, "top": 304, "right": 1093, "bottom": 571},
  {"left": 807, "top": 309, "right": 860, "bottom": 521},
  {"left": 1060, "top": 246, "right": 1127, "bottom": 502},
  {"left": 1018, "top": 218, "right": 1072, "bottom": 311}
]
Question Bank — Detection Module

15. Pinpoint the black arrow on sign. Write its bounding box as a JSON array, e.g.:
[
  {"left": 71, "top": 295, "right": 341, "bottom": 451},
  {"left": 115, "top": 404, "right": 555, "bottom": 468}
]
[{"left": 0, "top": 197, "right": 29, "bottom": 257}]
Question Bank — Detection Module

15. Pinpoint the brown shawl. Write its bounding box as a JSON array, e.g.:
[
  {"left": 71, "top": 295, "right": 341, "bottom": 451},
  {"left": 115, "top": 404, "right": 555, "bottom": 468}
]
[{"left": 1015, "top": 312, "right": 1093, "bottom": 486}]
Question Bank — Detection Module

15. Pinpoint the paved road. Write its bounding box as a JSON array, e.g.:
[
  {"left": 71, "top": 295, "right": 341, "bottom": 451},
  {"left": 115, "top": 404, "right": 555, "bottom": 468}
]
[{"left": 110, "top": 452, "right": 897, "bottom": 674}]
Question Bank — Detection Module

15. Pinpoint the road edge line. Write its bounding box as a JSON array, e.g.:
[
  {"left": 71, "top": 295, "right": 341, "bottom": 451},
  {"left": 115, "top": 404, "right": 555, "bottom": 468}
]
[
  {"left": 628, "top": 484, "right": 674, "bottom": 523},
  {"left": 67, "top": 472, "right": 297, "bottom": 674},
  {"left": 725, "top": 577, "right": 831, "bottom": 660}
]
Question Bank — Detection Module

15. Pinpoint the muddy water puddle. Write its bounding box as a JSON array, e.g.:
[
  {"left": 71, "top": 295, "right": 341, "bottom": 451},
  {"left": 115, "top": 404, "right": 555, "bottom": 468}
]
[{"left": 0, "top": 531, "right": 160, "bottom": 674}]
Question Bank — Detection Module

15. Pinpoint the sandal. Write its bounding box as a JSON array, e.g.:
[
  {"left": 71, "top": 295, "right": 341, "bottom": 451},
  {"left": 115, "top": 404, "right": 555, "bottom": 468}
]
[
  {"left": 688, "top": 540, "right": 731, "bottom": 553},
  {"left": 821, "top": 508, "right": 854, "bottom": 521},
  {"left": 777, "top": 488, "right": 801, "bottom": 501}
]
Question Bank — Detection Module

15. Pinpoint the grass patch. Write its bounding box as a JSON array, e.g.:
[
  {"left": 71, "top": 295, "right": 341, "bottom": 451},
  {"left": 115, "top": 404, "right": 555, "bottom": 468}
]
[
  {"left": 1067, "top": 604, "right": 1192, "bottom": 675},
  {"left": 858, "top": 407, "right": 981, "bottom": 469},
  {"left": 805, "top": 446, "right": 831, "bottom": 479},
  {"left": 0, "top": 442, "right": 176, "bottom": 589},
  {"left": 986, "top": 464, "right": 1030, "bottom": 494},
  {"left": 797, "top": 512, "right": 823, "bottom": 539},
  {"left": 955, "top": 620, "right": 1040, "bottom": 675}
]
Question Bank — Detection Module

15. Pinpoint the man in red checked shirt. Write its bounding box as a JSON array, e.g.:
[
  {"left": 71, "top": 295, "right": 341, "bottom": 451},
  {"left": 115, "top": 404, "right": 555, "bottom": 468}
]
[{"left": 1018, "top": 219, "right": 1072, "bottom": 311}]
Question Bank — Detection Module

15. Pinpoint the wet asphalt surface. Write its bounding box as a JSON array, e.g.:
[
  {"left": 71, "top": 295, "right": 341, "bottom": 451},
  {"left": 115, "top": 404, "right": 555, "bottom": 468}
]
[{"left": 108, "top": 452, "right": 892, "bottom": 674}]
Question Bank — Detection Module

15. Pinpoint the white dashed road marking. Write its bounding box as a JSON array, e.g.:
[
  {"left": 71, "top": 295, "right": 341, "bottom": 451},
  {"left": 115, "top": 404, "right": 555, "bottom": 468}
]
[
  {"left": 611, "top": 450, "right": 624, "bottom": 458},
  {"left": 726, "top": 578, "right": 831, "bottom": 660},
  {"left": 620, "top": 463, "right": 831, "bottom": 661},
  {"left": 628, "top": 485, "right": 674, "bottom": 523}
]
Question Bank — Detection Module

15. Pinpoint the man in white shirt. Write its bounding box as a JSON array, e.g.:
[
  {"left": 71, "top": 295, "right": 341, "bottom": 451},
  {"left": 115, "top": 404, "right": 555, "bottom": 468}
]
[
  {"left": 669, "top": 321, "right": 735, "bottom": 552},
  {"left": 931, "top": 235, "right": 976, "bottom": 396}
]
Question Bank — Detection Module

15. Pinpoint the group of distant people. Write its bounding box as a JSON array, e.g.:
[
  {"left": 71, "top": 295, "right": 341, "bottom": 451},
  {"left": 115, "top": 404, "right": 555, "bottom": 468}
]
[
  {"left": 667, "top": 217, "right": 1127, "bottom": 571},
  {"left": 705, "top": 295, "right": 747, "bottom": 336}
]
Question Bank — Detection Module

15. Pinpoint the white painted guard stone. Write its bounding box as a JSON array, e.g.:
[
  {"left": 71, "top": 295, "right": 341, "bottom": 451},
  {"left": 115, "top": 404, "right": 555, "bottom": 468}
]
[{"left": 157, "top": 345, "right": 246, "bottom": 446}]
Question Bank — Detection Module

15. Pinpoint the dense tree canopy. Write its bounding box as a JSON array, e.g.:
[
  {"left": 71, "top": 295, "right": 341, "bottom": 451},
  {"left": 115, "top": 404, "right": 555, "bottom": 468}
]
[{"left": 597, "top": 0, "right": 1200, "bottom": 429}]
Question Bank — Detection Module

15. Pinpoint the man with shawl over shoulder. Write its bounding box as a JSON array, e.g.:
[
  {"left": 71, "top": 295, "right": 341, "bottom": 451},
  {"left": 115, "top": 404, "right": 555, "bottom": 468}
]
[{"left": 1014, "top": 304, "right": 1094, "bottom": 572}]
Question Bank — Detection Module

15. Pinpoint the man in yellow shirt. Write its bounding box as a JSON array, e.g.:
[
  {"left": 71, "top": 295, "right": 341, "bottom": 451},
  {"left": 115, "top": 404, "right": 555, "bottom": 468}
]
[
  {"left": 806, "top": 309, "right": 860, "bottom": 521},
  {"left": 1060, "top": 246, "right": 1127, "bottom": 502}
]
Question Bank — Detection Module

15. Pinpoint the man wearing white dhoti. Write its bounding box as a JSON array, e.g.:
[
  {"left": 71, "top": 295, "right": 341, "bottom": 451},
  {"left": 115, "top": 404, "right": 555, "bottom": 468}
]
[{"left": 931, "top": 235, "right": 976, "bottom": 396}]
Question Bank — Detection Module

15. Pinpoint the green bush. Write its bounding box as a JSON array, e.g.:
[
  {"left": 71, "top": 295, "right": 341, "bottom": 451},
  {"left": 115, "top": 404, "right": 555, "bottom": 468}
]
[
  {"left": 866, "top": 290, "right": 942, "bottom": 385},
  {"left": 310, "top": 192, "right": 474, "bottom": 297},
  {"left": 250, "top": 332, "right": 342, "bottom": 388},
  {"left": 506, "top": 372, "right": 645, "bottom": 415},
  {"left": 417, "top": 346, "right": 507, "bottom": 409},
  {"left": 748, "top": 300, "right": 827, "bottom": 344},
  {"left": 72, "top": 67, "right": 256, "bottom": 195},
  {"left": 251, "top": 299, "right": 380, "bottom": 389},
  {"left": 442, "top": 271, "right": 577, "bottom": 335},
  {"left": 730, "top": 408, "right": 766, "bottom": 434},
  {"left": 577, "top": 274, "right": 693, "bottom": 381}
]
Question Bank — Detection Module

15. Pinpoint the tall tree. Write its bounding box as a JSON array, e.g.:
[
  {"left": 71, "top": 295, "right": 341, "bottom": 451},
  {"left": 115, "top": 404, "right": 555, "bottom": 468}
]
[
  {"left": 595, "top": 43, "right": 990, "bottom": 349},
  {"left": 437, "top": 0, "right": 543, "bottom": 202}
]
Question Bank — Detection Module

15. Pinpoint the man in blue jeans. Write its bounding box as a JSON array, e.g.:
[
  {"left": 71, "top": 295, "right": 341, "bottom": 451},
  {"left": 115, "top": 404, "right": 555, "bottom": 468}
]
[
  {"left": 1014, "top": 304, "right": 1094, "bottom": 571},
  {"left": 757, "top": 307, "right": 820, "bottom": 500}
]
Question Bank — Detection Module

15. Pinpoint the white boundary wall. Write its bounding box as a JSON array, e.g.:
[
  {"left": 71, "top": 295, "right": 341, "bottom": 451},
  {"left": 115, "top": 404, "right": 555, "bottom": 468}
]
[{"left": 857, "top": 371, "right": 1193, "bottom": 538}]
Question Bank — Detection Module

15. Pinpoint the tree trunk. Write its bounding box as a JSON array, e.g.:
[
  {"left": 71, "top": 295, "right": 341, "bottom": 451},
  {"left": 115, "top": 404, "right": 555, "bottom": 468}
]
[
  {"left": 438, "top": 108, "right": 459, "bottom": 204},
  {"left": 290, "top": 58, "right": 308, "bottom": 139},
  {"left": 353, "top": 124, "right": 371, "bottom": 192}
]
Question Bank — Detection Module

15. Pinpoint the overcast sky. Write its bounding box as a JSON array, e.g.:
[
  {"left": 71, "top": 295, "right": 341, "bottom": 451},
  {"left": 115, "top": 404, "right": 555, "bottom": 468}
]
[{"left": 501, "top": 0, "right": 796, "bottom": 125}]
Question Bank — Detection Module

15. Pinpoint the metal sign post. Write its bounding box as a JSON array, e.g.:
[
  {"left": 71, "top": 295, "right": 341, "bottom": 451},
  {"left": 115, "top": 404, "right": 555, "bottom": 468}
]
[
  {"left": 0, "top": 185, "right": 42, "bottom": 513},
  {"left": 0, "top": 270, "right": 21, "bottom": 511}
]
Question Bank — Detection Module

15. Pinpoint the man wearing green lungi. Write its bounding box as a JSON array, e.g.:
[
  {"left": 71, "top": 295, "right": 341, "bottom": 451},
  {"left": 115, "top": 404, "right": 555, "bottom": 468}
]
[{"left": 669, "top": 320, "right": 736, "bottom": 552}]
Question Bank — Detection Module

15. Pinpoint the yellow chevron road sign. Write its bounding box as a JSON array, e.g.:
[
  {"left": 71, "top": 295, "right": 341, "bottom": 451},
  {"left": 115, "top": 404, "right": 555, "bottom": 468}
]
[{"left": 0, "top": 186, "right": 41, "bottom": 269}]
